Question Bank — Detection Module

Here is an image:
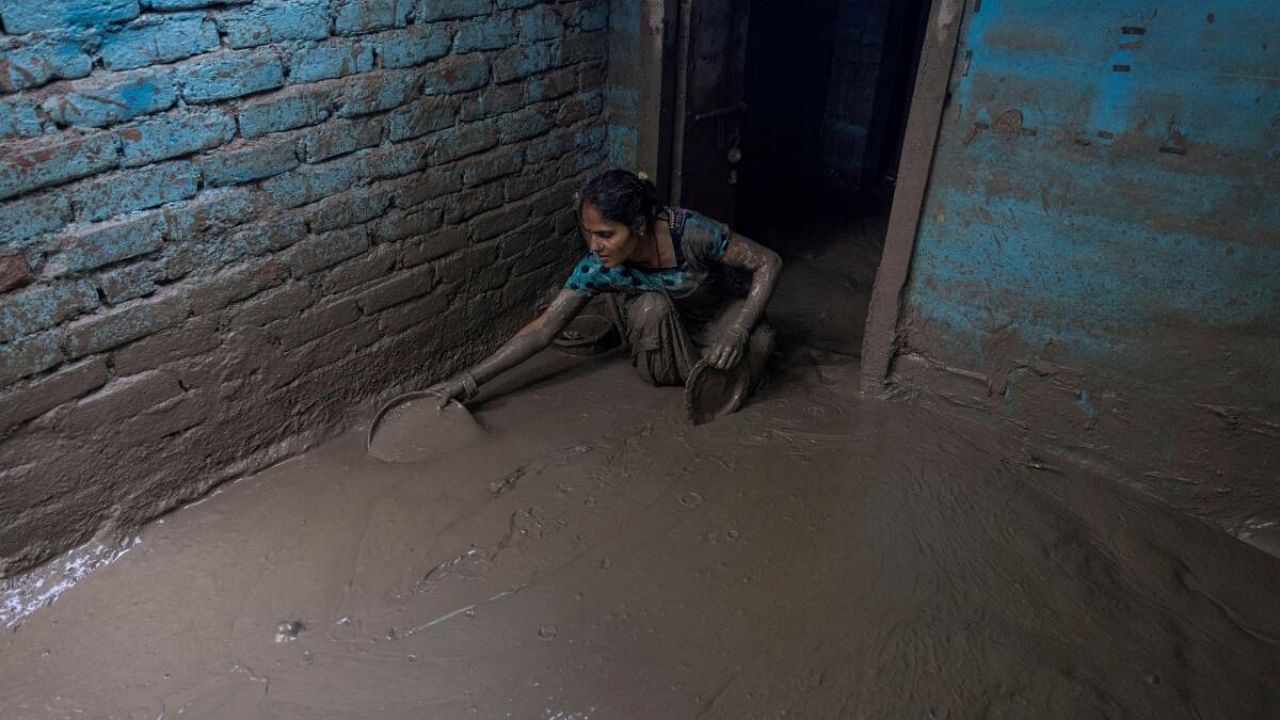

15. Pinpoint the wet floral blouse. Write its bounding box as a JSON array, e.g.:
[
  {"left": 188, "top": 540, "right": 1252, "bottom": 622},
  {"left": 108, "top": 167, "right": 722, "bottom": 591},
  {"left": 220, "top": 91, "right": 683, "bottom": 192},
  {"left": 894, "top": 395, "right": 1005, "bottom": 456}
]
[{"left": 563, "top": 208, "right": 733, "bottom": 307}]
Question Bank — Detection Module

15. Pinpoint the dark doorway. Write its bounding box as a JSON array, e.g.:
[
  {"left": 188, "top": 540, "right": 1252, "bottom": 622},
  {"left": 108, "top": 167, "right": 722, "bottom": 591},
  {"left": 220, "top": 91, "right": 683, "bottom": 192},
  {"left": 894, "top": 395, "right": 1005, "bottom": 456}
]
[
  {"left": 668, "top": 0, "right": 932, "bottom": 355},
  {"left": 735, "top": 0, "right": 931, "bottom": 355},
  {"left": 736, "top": 0, "right": 932, "bottom": 231},
  {"left": 669, "top": 0, "right": 931, "bottom": 225}
]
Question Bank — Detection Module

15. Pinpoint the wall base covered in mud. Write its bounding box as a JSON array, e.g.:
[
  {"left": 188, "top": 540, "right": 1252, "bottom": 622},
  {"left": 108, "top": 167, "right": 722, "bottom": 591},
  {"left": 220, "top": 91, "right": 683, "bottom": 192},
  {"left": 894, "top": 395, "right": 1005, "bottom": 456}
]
[
  {"left": 0, "top": 0, "right": 610, "bottom": 576},
  {"left": 884, "top": 0, "right": 1279, "bottom": 539}
]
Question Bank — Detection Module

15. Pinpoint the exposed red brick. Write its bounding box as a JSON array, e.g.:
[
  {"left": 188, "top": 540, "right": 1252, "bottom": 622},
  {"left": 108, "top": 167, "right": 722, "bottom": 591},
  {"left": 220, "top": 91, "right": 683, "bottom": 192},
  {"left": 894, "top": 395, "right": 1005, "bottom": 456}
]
[{"left": 0, "top": 256, "right": 33, "bottom": 294}]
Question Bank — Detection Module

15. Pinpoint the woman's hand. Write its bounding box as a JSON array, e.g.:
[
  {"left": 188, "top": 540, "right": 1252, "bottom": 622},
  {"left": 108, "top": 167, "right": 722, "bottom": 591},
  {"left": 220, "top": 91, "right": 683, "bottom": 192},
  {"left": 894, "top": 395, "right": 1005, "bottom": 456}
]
[
  {"left": 705, "top": 325, "right": 749, "bottom": 370},
  {"left": 713, "top": 234, "right": 782, "bottom": 370},
  {"left": 425, "top": 372, "right": 479, "bottom": 410}
]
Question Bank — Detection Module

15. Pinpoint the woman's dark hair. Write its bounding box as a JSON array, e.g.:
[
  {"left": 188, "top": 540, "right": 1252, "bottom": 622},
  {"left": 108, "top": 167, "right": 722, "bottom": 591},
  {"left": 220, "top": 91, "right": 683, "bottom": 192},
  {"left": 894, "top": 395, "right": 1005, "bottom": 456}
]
[{"left": 577, "top": 169, "right": 659, "bottom": 234}]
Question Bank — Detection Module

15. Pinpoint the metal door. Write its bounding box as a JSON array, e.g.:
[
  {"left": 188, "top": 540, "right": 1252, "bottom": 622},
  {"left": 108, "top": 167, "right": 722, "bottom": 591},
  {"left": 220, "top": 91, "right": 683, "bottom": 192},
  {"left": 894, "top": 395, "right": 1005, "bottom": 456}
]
[{"left": 670, "top": 0, "right": 751, "bottom": 224}]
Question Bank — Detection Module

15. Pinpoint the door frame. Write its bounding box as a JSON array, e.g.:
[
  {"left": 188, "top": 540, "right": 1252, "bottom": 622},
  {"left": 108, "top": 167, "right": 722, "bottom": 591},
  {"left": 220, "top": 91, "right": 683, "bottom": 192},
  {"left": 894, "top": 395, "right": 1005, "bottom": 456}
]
[
  {"left": 858, "top": 0, "right": 967, "bottom": 394},
  {"left": 648, "top": 0, "right": 968, "bottom": 394}
]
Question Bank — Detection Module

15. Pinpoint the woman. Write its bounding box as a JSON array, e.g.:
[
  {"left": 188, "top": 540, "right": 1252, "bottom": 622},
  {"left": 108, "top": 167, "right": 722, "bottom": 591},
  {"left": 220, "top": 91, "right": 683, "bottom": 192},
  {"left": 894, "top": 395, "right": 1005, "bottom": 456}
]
[{"left": 427, "top": 169, "right": 782, "bottom": 409}]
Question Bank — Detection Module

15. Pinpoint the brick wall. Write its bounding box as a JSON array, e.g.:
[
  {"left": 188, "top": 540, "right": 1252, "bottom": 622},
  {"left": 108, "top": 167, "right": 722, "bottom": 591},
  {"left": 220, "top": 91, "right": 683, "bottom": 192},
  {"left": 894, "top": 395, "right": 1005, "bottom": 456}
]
[{"left": 0, "top": 0, "right": 610, "bottom": 576}]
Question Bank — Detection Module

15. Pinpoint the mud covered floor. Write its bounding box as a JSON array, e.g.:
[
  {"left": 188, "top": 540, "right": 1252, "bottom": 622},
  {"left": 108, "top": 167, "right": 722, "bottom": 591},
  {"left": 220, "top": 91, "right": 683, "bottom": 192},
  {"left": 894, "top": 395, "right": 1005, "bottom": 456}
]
[{"left": 3, "top": 226, "right": 1280, "bottom": 719}]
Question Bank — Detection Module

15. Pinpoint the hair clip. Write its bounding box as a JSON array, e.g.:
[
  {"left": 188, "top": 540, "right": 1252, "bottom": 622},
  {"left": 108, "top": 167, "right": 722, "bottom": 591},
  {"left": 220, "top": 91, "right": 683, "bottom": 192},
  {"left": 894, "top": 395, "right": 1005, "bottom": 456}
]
[{"left": 636, "top": 170, "right": 649, "bottom": 181}]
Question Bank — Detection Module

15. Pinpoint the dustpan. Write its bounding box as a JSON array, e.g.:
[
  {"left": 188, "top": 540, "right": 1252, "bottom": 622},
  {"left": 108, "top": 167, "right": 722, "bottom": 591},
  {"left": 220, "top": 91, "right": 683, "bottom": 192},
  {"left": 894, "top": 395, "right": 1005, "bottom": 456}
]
[
  {"left": 366, "top": 391, "right": 486, "bottom": 463},
  {"left": 684, "top": 359, "right": 751, "bottom": 425}
]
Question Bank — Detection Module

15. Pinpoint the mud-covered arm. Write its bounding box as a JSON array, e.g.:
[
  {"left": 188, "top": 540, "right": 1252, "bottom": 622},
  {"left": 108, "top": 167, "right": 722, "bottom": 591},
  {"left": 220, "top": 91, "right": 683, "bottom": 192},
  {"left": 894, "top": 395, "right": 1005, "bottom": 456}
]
[
  {"left": 704, "top": 233, "right": 783, "bottom": 369},
  {"left": 471, "top": 290, "right": 590, "bottom": 383},
  {"left": 427, "top": 289, "right": 590, "bottom": 406},
  {"left": 720, "top": 233, "right": 783, "bottom": 334}
]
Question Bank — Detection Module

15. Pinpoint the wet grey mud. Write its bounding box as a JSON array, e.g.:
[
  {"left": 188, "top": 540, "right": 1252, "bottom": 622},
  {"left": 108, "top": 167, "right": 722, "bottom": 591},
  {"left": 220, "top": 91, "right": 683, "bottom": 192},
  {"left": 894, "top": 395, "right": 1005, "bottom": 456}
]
[{"left": 3, "top": 229, "right": 1279, "bottom": 719}]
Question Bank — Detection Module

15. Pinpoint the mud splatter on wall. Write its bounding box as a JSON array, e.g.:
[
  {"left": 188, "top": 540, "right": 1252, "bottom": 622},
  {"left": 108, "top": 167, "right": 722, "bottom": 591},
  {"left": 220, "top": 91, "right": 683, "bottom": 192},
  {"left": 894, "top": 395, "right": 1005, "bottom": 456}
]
[
  {"left": 891, "top": 0, "right": 1280, "bottom": 537},
  {"left": 0, "top": 0, "right": 610, "bottom": 575}
]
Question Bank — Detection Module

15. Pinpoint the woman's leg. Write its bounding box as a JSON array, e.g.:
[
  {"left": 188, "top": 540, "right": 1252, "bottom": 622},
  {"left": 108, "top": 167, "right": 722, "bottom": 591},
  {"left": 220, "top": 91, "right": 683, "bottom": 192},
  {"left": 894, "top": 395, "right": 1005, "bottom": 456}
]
[
  {"left": 623, "top": 292, "right": 698, "bottom": 386},
  {"left": 744, "top": 321, "right": 776, "bottom": 390}
]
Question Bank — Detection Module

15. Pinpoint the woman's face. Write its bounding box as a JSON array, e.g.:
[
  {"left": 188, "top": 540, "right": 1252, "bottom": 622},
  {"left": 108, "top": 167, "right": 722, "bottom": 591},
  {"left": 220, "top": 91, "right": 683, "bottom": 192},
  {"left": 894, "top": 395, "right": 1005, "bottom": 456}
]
[{"left": 581, "top": 202, "right": 639, "bottom": 269}]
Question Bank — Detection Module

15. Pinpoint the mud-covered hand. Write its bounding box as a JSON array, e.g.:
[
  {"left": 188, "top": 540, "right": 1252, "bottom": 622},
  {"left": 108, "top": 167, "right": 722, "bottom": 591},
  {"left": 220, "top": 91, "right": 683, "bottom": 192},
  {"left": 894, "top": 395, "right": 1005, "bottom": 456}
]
[
  {"left": 425, "top": 372, "right": 479, "bottom": 410},
  {"left": 705, "top": 325, "right": 749, "bottom": 370}
]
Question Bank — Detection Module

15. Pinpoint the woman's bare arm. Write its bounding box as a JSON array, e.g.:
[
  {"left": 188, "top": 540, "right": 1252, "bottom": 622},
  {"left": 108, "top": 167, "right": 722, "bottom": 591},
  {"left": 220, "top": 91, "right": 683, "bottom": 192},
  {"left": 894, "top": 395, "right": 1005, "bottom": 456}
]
[
  {"left": 470, "top": 289, "right": 591, "bottom": 384},
  {"left": 427, "top": 289, "right": 591, "bottom": 406},
  {"left": 704, "top": 233, "right": 783, "bottom": 369},
  {"left": 721, "top": 233, "right": 783, "bottom": 332}
]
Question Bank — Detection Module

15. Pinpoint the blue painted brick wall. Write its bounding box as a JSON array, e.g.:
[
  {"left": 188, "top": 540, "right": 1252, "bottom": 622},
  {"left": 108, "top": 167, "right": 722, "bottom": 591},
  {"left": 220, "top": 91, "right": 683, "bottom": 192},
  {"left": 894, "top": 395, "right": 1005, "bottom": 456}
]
[
  {"left": 332, "top": 0, "right": 413, "bottom": 35},
  {"left": 379, "top": 25, "right": 451, "bottom": 68},
  {"left": 892, "top": 0, "right": 1280, "bottom": 533},
  {"left": 99, "top": 13, "right": 220, "bottom": 70},
  {"left": 217, "top": 0, "right": 331, "bottom": 49},
  {"left": 41, "top": 71, "right": 178, "bottom": 128},
  {"left": 2, "top": 0, "right": 140, "bottom": 35},
  {"left": 289, "top": 39, "right": 376, "bottom": 81},
  {"left": 455, "top": 15, "right": 517, "bottom": 52},
  {"left": 0, "top": 35, "right": 94, "bottom": 92},
  {"left": 0, "top": 0, "right": 611, "bottom": 576},
  {"left": 181, "top": 50, "right": 286, "bottom": 103},
  {"left": 119, "top": 110, "right": 238, "bottom": 166}
]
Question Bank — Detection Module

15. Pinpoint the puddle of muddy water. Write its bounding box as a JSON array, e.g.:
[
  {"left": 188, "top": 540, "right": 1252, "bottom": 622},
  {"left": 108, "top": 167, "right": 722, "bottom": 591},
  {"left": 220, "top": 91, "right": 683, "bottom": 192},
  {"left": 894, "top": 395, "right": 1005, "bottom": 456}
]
[{"left": 2, "top": 536, "right": 140, "bottom": 630}]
